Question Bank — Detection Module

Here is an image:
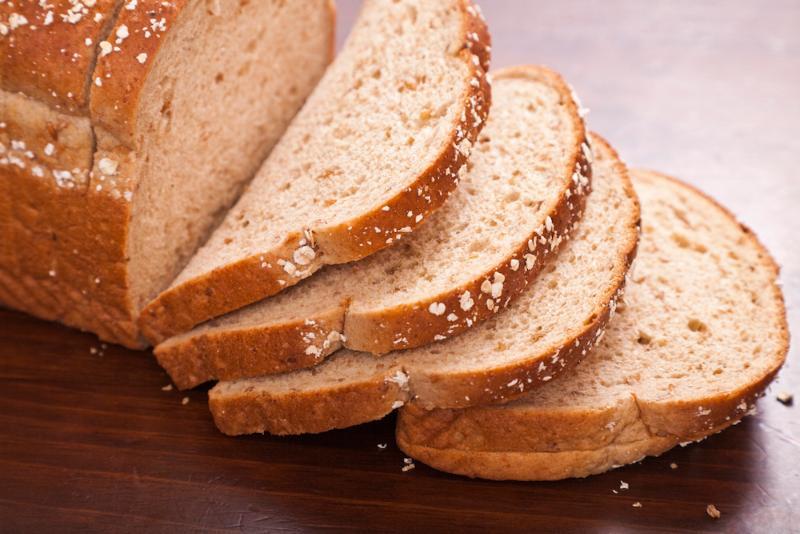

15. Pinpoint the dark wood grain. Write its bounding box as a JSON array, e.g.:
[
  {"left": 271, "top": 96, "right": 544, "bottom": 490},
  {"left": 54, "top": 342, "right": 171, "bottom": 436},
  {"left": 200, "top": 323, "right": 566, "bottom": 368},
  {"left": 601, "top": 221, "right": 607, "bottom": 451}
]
[{"left": 1, "top": 1, "right": 798, "bottom": 531}]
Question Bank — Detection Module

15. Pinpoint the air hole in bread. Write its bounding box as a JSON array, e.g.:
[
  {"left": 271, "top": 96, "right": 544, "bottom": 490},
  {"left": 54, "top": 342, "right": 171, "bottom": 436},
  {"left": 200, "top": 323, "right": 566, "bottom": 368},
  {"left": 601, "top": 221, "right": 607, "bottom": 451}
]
[
  {"left": 206, "top": 0, "right": 222, "bottom": 16},
  {"left": 687, "top": 318, "right": 708, "bottom": 333},
  {"left": 524, "top": 199, "right": 542, "bottom": 211},
  {"left": 160, "top": 99, "right": 172, "bottom": 119}
]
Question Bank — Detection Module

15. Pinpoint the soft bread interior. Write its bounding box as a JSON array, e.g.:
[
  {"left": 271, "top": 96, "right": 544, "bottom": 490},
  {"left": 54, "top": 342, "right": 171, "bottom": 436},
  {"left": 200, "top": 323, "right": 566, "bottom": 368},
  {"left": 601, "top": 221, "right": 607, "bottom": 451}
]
[
  {"left": 168, "top": 0, "right": 481, "bottom": 285},
  {"left": 522, "top": 171, "right": 786, "bottom": 408},
  {"left": 120, "top": 0, "right": 333, "bottom": 311}
]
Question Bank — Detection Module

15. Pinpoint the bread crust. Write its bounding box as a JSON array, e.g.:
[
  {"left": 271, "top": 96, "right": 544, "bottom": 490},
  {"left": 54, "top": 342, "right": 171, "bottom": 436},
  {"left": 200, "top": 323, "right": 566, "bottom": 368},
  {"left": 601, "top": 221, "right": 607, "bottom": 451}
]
[
  {"left": 394, "top": 171, "right": 790, "bottom": 481},
  {"left": 207, "top": 133, "right": 642, "bottom": 436},
  {"left": 0, "top": 90, "right": 141, "bottom": 347},
  {"left": 89, "top": 0, "right": 187, "bottom": 148},
  {"left": 156, "top": 299, "right": 349, "bottom": 390},
  {"left": 395, "top": 367, "right": 781, "bottom": 481},
  {"left": 0, "top": 1, "right": 337, "bottom": 348},
  {"left": 0, "top": 0, "right": 120, "bottom": 112},
  {"left": 213, "top": 366, "right": 408, "bottom": 436},
  {"left": 154, "top": 65, "right": 590, "bottom": 390},
  {"left": 137, "top": 0, "right": 493, "bottom": 345}
]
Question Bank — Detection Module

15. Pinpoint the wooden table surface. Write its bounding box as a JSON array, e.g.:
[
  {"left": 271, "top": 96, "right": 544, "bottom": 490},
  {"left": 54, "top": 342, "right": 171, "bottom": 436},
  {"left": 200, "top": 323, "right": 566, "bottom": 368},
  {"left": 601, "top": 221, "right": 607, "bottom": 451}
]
[{"left": 2, "top": 1, "right": 798, "bottom": 532}]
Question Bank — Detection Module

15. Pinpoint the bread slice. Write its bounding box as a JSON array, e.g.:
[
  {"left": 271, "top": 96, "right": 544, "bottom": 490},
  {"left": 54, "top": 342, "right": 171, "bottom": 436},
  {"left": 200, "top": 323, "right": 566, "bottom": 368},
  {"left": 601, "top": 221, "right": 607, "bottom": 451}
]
[
  {"left": 0, "top": 0, "right": 335, "bottom": 347},
  {"left": 138, "top": 0, "right": 492, "bottom": 344},
  {"left": 396, "top": 170, "right": 789, "bottom": 481},
  {"left": 154, "top": 65, "right": 591, "bottom": 390},
  {"left": 207, "top": 134, "right": 640, "bottom": 436}
]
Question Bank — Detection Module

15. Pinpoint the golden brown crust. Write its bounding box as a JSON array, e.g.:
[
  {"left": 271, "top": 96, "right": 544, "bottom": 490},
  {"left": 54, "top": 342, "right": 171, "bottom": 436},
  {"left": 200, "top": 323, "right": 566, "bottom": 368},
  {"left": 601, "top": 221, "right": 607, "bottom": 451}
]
[
  {"left": 137, "top": 0, "right": 493, "bottom": 344},
  {"left": 395, "top": 369, "right": 780, "bottom": 481},
  {"left": 155, "top": 300, "right": 349, "bottom": 390},
  {"left": 206, "top": 134, "right": 642, "bottom": 436},
  {"left": 89, "top": 0, "right": 187, "bottom": 147},
  {"left": 0, "top": 90, "right": 141, "bottom": 347},
  {"left": 0, "top": 0, "right": 119, "bottom": 112},
  {"left": 210, "top": 370, "right": 408, "bottom": 436},
  {"left": 152, "top": 65, "right": 588, "bottom": 390},
  {"left": 397, "top": 421, "right": 678, "bottom": 481},
  {"left": 394, "top": 171, "right": 789, "bottom": 481}
]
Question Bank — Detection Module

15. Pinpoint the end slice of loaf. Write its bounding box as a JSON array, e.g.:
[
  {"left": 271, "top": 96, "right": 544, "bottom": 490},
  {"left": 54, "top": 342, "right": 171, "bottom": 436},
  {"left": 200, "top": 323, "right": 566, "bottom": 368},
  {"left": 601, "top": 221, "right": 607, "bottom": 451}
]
[
  {"left": 155, "top": 65, "right": 591, "bottom": 390},
  {"left": 396, "top": 170, "right": 789, "bottom": 481},
  {"left": 206, "top": 133, "right": 640, "bottom": 436},
  {"left": 138, "top": 0, "right": 492, "bottom": 344}
]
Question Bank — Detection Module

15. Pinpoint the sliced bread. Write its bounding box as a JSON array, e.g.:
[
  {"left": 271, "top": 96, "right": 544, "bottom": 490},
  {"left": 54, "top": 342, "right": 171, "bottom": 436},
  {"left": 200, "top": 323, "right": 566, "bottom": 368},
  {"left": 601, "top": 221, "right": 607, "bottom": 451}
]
[
  {"left": 138, "top": 0, "right": 492, "bottom": 344},
  {"left": 207, "top": 134, "right": 640, "bottom": 436},
  {"left": 396, "top": 170, "right": 789, "bottom": 481},
  {"left": 0, "top": 0, "right": 335, "bottom": 347},
  {"left": 154, "top": 65, "right": 591, "bottom": 390}
]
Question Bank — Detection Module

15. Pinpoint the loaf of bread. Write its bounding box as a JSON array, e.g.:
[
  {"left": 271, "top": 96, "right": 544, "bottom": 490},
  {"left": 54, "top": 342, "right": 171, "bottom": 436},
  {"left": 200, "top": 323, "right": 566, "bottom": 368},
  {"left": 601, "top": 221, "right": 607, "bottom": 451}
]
[
  {"left": 0, "top": 0, "right": 335, "bottom": 347},
  {"left": 138, "top": 0, "right": 492, "bottom": 344},
  {"left": 154, "top": 65, "right": 590, "bottom": 390},
  {"left": 395, "top": 170, "right": 789, "bottom": 481},
  {"left": 207, "top": 133, "right": 640, "bottom": 436}
]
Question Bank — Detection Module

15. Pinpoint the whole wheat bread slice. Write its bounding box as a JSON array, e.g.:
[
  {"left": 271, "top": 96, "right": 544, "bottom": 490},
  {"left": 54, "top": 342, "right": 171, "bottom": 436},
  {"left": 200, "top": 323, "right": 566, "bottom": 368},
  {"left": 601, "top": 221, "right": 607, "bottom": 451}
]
[
  {"left": 0, "top": 0, "right": 335, "bottom": 347},
  {"left": 138, "top": 0, "right": 492, "bottom": 344},
  {"left": 154, "top": 65, "right": 591, "bottom": 390},
  {"left": 396, "top": 170, "right": 789, "bottom": 481},
  {"left": 207, "top": 133, "right": 640, "bottom": 436}
]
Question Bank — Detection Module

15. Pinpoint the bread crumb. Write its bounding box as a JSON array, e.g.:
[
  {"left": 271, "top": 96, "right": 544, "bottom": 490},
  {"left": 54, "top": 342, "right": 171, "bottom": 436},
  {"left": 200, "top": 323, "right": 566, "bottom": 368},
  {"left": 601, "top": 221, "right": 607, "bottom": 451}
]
[
  {"left": 428, "top": 302, "right": 446, "bottom": 316},
  {"left": 670, "top": 462, "right": 678, "bottom": 469},
  {"left": 619, "top": 481, "right": 629, "bottom": 490},
  {"left": 706, "top": 504, "right": 721, "bottom": 519},
  {"left": 377, "top": 443, "right": 387, "bottom": 449},
  {"left": 401, "top": 457, "right": 416, "bottom": 472},
  {"left": 776, "top": 391, "right": 793, "bottom": 406},
  {"left": 181, "top": 397, "right": 190, "bottom": 405},
  {"left": 161, "top": 384, "right": 173, "bottom": 392},
  {"left": 98, "top": 157, "right": 118, "bottom": 175},
  {"left": 459, "top": 291, "right": 474, "bottom": 311},
  {"left": 632, "top": 502, "right": 642, "bottom": 508}
]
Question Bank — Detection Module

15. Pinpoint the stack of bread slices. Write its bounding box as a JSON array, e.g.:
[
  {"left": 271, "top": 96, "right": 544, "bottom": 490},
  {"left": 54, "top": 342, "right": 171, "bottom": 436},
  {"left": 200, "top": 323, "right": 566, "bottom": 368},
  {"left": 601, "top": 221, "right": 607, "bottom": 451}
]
[{"left": 2, "top": 0, "right": 788, "bottom": 481}]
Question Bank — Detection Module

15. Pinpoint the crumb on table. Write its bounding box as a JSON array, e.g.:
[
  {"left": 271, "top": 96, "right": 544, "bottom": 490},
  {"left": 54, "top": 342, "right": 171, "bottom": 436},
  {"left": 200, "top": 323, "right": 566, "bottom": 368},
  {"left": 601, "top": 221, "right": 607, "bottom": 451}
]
[{"left": 707, "top": 504, "right": 721, "bottom": 519}]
